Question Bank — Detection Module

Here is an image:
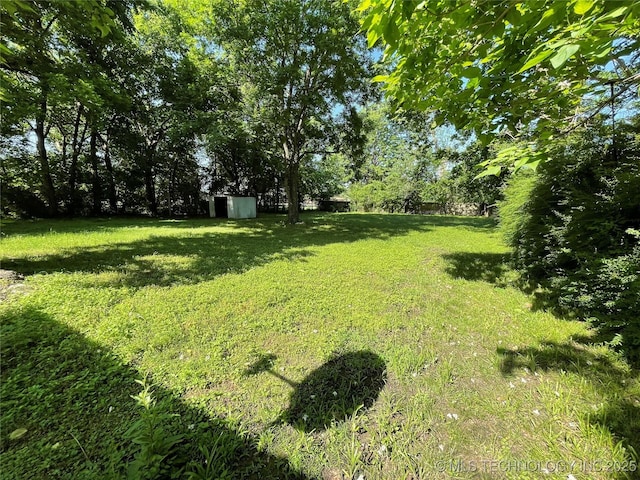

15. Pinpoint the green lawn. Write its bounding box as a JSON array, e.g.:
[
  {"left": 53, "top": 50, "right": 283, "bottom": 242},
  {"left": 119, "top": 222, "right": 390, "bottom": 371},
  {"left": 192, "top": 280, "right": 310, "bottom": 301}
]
[{"left": 1, "top": 213, "right": 638, "bottom": 479}]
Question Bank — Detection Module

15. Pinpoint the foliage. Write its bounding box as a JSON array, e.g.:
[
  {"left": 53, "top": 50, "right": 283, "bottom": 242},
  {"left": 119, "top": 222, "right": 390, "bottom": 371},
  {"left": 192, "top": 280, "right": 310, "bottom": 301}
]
[
  {"left": 499, "top": 120, "right": 640, "bottom": 359},
  {"left": 348, "top": 110, "right": 505, "bottom": 213},
  {"left": 348, "top": 103, "right": 436, "bottom": 212},
  {"left": 211, "top": 0, "right": 372, "bottom": 223},
  {"left": 0, "top": 0, "right": 236, "bottom": 218},
  {"left": 359, "top": 0, "right": 640, "bottom": 169},
  {"left": 1, "top": 0, "right": 372, "bottom": 219},
  {"left": 421, "top": 144, "right": 507, "bottom": 211},
  {"left": 125, "top": 379, "right": 184, "bottom": 479},
  {"left": 300, "top": 154, "right": 348, "bottom": 201},
  {"left": 0, "top": 0, "right": 139, "bottom": 215},
  {"left": 497, "top": 171, "right": 538, "bottom": 255}
]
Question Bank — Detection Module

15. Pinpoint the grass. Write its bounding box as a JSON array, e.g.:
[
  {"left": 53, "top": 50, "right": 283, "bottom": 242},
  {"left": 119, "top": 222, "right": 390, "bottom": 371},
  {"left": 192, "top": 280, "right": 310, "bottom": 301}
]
[{"left": 1, "top": 213, "right": 639, "bottom": 479}]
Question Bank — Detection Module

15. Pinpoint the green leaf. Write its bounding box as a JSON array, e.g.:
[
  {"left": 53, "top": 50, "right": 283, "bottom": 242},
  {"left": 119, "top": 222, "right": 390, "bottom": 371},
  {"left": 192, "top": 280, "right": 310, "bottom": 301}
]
[
  {"left": 533, "top": 7, "right": 558, "bottom": 31},
  {"left": 573, "top": 0, "right": 595, "bottom": 15},
  {"left": 371, "top": 74, "right": 388, "bottom": 83},
  {"left": 597, "top": 6, "right": 628, "bottom": 21},
  {"left": 517, "top": 49, "right": 554, "bottom": 74},
  {"left": 550, "top": 44, "right": 580, "bottom": 69},
  {"left": 4, "top": 0, "right": 36, "bottom": 16},
  {"left": 475, "top": 165, "right": 502, "bottom": 178},
  {"left": 402, "top": 0, "right": 416, "bottom": 20},
  {"left": 357, "top": 0, "right": 373, "bottom": 13},
  {"left": 9, "top": 428, "right": 28, "bottom": 440},
  {"left": 523, "top": 159, "right": 541, "bottom": 171},
  {"left": 367, "top": 28, "right": 380, "bottom": 48},
  {"left": 505, "top": 7, "right": 522, "bottom": 26},
  {"left": 3, "top": 1, "right": 17, "bottom": 15},
  {"left": 383, "top": 16, "right": 400, "bottom": 48},
  {"left": 462, "top": 66, "right": 481, "bottom": 79}
]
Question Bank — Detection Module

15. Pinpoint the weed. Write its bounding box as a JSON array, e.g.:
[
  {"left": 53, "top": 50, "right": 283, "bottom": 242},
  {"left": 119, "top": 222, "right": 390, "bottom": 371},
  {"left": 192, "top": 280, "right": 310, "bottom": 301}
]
[{"left": 125, "top": 379, "right": 184, "bottom": 479}]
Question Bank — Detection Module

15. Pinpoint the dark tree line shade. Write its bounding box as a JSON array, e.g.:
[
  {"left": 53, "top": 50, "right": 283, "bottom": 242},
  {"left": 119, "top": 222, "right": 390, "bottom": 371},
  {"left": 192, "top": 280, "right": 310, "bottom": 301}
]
[{"left": 1, "top": 0, "right": 372, "bottom": 221}]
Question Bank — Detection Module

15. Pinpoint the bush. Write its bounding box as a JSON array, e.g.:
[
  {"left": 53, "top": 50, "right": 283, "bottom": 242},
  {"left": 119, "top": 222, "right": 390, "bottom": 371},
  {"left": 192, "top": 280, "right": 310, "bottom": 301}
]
[{"left": 499, "top": 123, "right": 640, "bottom": 361}]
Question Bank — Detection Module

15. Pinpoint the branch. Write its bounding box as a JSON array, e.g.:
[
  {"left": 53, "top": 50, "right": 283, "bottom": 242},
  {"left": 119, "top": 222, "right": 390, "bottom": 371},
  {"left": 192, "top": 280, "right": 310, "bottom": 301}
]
[
  {"left": 559, "top": 75, "right": 640, "bottom": 137},
  {"left": 43, "top": 14, "right": 59, "bottom": 34},
  {"left": 300, "top": 148, "right": 338, "bottom": 158}
]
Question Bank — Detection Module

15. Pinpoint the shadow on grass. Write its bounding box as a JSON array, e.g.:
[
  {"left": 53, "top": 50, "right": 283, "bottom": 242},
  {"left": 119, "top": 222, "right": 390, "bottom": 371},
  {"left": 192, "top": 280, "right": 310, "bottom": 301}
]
[
  {"left": 442, "top": 252, "right": 511, "bottom": 285},
  {"left": 3, "top": 213, "right": 444, "bottom": 288},
  {"left": 0, "top": 305, "right": 308, "bottom": 479},
  {"left": 283, "top": 351, "right": 387, "bottom": 432},
  {"left": 245, "top": 351, "right": 387, "bottom": 433},
  {"left": 444, "top": 241, "right": 640, "bottom": 470},
  {"left": 0, "top": 213, "right": 498, "bottom": 238},
  {"left": 497, "top": 341, "right": 640, "bottom": 474},
  {"left": 441, "top": 252, "right": 581, "bottom": 322},
  {"left": 420, "top": 215, "right": 498, "bottom": 230}
]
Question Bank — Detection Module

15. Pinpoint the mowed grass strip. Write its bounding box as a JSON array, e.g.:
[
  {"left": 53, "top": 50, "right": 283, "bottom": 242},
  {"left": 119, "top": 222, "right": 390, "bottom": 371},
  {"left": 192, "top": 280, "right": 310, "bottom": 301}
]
[{"left": 1, "top": 213, "right": 638, "bottom": 479}]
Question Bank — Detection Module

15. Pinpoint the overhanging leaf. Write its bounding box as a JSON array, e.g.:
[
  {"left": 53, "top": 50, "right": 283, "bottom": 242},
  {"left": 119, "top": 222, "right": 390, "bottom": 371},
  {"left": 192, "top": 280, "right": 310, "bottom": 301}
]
[
  {"left": 597, "top": 6, "right": 628, "bottom": 21},
  {"left": 371, "top": 74, "right": 388, "bottom": 83},
  {"left": 550, "top": 44, "right": 580, "bottom": 69},
  {"left": 517, "top": 49, "right": 554, "bottom": 74},
  {"left": 475, "top": 165, "right": 502, "bottom": 178},
  {"left": 383, "top": 16, "right": 400, "bottom": 48},
  {"left": 573, "top": 0, "right": 595, "bottom": 15}
]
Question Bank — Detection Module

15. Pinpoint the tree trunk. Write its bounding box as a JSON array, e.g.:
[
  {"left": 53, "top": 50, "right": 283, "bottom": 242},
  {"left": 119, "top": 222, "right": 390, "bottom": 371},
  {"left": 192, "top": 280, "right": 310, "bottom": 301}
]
[
  {"left": 67, "top": 103, "right": 85, "bottom": 215},
  {"left": 35, "top": 84, "right": 58, "bottom": 216},
  {"left": 285, "top": 161, "right": 300, "bottom": 224},
  {"left": 102, "top": 135, "right": 118, "bottom": 214},
  {"left": 169, "top": 157, "right": 178, "bottom": 217},
  {"left": 144, "top": 156, "right": 158, "bottom": 216},
  {"left": 89, "top": 127, "right": 101, "bottom": 216}
]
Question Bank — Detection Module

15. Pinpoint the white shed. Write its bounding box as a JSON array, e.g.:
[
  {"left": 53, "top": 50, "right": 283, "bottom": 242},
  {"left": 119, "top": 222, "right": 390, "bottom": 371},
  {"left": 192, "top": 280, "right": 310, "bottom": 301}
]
[{"left": 209, "top": 196, "right": 257, "bottom": 219}]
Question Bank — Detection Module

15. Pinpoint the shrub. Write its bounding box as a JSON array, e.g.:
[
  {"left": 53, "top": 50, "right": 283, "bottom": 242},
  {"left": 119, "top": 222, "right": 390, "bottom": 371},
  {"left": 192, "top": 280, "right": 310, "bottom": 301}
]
[{"left": 498, "top": 122, "right": 640, "bottom": 361}]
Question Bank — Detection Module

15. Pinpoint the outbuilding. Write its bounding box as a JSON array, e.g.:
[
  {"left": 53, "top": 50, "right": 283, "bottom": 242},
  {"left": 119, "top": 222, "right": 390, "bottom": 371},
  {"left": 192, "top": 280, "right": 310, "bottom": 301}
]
[
  {"left": 318, "top": 197, "right": 350, "bottom": 212},
  {"left": 209, "top": 196, "right": 257, "bottom": 219}
]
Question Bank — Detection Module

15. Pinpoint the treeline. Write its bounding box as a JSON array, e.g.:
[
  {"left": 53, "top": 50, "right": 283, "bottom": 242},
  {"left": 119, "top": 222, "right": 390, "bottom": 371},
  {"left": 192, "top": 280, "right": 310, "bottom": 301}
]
[
  {"left": 1, "top": 0, "right": 371, "bottom": 222},
  {"left": 346, "top": 105, "right": 506, "bottom": 213}
]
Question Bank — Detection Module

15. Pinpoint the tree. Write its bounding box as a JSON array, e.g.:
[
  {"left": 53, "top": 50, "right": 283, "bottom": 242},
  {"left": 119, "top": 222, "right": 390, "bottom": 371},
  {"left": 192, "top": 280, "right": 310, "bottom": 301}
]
[
  {"left": 1, "top": 0, "right": 136, "bottom": 215},
  {"left": 120, "top": 4, "right": 215, "bottom": 216},
  {"left": 214, "top": 0, "right": 372, "bottom": 223},
  {"left": 422, "top": 143, "right": 507, "bottom": 211},
  {"left": 359, "top": 0, "right": 640, "bottom": 170},
  {"left": 300, "top": 153, "right": 348, "bottom": 202},
  {"left": 348, "top": 103, "right": 437, "bottom": 212}
]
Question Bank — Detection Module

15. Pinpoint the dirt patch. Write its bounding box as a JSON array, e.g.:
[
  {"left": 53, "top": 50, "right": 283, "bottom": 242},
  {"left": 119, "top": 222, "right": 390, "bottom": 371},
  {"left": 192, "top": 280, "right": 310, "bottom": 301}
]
[
  {"left": 0, "top": 269, "right": 28, "bottom": 301},
  {"left": 0, "top": 269, "right": 24, "bottom": 281}
]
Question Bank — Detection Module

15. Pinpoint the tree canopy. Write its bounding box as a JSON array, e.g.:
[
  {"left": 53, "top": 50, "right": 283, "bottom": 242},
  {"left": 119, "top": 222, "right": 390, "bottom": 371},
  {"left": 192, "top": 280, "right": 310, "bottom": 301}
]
[
  {"left": 360, "top": 0, "right": 640, "bottom": 169},
  {"left": 1, "top": 0, "right": 374, "bottom": 222},
  {"left": 4, "top": 0, "right": 638, "bottom": 220},
  {"left": 211, "top": 0, "right": 372, "bottom": 223}
]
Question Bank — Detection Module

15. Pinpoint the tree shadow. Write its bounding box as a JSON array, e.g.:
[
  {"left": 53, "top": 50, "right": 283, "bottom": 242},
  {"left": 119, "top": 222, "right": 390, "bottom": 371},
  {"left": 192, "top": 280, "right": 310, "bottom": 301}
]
[
  {"left": 0, "top": 305, "right": 309, "bottom": 479},
  {"left": 497, "top": 340, "right": 640, "bottom": 474},
  {"left": 441, "top": 251, "right": 578, "bottom": 321},
  {"left": 419, "top": 215, "right": 498, "bottom": 230},
  {"left": 442, "top": 252, "right": 511, "bottom": 285},
  {"left": 0, "top": 213, "right": 497, "bottom": 238},
  {"left": 245, "top": 351, "right": 387, "bottom": 433},
  {"left": 2, "top": 213, "right": 438, "bottom": 289}
]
